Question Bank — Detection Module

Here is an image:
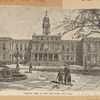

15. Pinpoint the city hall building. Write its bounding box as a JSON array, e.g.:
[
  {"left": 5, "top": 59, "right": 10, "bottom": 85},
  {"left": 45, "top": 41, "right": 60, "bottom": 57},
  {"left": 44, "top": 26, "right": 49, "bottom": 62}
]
[{"left": 0, "top": 11, "right": 100, "bottom": 68}]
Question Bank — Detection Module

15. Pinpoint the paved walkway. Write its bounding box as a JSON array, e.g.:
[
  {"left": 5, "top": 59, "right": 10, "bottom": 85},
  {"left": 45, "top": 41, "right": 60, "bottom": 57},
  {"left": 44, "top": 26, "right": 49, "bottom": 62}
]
[{"left": 0, "top": 68, "right": 100, "bottom": 92}]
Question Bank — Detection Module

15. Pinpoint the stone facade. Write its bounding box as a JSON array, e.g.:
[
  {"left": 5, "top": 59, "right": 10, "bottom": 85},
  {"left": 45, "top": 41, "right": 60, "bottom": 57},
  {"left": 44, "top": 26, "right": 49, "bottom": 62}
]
[
  {"left": 0, "top": 38, "right": 30, "bottom": 64},
  {"left": 0, "top": 11, "right": 100, "bottom": 67},
  {"left": 80, "top": 37, "right": 100, "bottom": 68}
]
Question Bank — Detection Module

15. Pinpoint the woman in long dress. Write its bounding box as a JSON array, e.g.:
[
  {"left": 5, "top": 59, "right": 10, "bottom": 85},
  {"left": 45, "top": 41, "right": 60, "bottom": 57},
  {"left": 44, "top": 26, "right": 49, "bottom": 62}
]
[{"left": 64, "top": 64, "right": 70, "bottom": 85}]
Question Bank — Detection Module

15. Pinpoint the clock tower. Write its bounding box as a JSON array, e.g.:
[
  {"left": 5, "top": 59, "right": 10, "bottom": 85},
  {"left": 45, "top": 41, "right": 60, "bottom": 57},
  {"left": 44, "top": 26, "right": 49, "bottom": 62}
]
[{"left": 42, "top": 11, "right": 50, "bottom": 35}]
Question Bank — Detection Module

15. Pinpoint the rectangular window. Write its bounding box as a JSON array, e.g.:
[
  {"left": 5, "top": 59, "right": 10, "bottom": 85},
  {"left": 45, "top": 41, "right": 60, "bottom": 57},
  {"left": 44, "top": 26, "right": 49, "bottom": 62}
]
[
  {"left": 0, "top": 43, "right": 2, "bottom": 51},
  {"left": 34, "top": 54, "right": 37, "bottom": 61},
  {"left": 86, "top": 43, "right": 91, "bottom": 52},
  {"left": 55, "top": 44, "right": 59, "bottom": 51},
  {"left": 99, "top": 55, "right": 100, "bottom": 62},
  {"left": 71, "top": 55, "right": 74, "bottom": 61},
  {"left": 62, "top": 45, "right": 65, "bottom": 51},
  {"left": 66, "top": 55, "right": 69, "bottom": 61},
  {"left": 3, "top": 54, "right": 6, "bottom": 60},
  {"left": 92, "top": 54, "right": 97, "bottom": 63},
  {"left": 54, "top": 54, "right": 58, "bottom": 61},
  {"left": 39, "top": 54, "right": 42, "bottom": 61},
  {"left": 20, "top": 56, "right": 23, "bottom": 60},
  {"left": 24, "top": 55, "right": 27, "bottom": 60},
  {"left": 66, "top": 44, "right": 69, "bottom": 51},
  {"left": 10, "top": 43, "right": 11, "bottom": 50},
  {"left": 71, "top": 44, "right": 74, "bottom": 51},
  {"left": 92, "top": 43, "right": 97, "bottom": 52},
  {"left": 87, "top": 54, "right": 91, "bottom": 64},
  {"left": 16, "top": 44, "right": 18, "bottom": 50},
  {"left": 62, "top": 55, "right": 65, "bottom": 61},
  {"left": 2, "top": 43, "right": 6, "bottom": 51},
  {"left": 20, "top": 43, "right": 23, "bottom": 51},
  {"left": 40, "top": 44, "right": 44, "bottom": 51},
  {"left": 24, "top": 44, "right": 27, "bottom": 51}
]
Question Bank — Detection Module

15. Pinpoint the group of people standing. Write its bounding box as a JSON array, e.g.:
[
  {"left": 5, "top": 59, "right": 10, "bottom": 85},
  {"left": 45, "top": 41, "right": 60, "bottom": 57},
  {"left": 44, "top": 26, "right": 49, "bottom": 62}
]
[
  {"left": 29, "top": 62, "right": 72, "bottom": 85},
  {"left": 57, "top": 64, "right": 72, "bottom": 85}
]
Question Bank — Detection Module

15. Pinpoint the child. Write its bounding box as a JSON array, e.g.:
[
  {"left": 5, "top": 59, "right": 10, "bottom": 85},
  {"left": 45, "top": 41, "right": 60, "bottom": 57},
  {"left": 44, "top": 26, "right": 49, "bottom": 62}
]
[
  {"left": 68, "top": 73, "right": 73, "bottom": 86},
  {"left": 57, "top": 71, "right": 63, "bottom": 84}
]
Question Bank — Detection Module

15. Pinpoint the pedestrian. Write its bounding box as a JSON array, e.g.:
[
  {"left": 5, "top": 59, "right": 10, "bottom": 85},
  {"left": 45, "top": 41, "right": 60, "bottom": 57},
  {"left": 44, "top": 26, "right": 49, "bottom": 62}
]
[
  {"left": 68, "top": 73, "right": 71, "bottom": 84},
  {"left": 56, "top": 71, "right": 63, "bottom": 84},
  {"left": 29, "top": 62, "right": 32, "bottom": 73},
  {"left": 64, "top": 63, "right": 70, "bottom": 85}
]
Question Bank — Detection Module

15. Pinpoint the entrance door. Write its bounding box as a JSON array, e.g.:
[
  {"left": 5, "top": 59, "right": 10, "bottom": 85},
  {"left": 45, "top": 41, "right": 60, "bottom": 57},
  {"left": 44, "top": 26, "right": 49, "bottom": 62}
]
[
  {"left": 54, "top": 54, "right": 59, "bottom": 61},
  {"left": 44, "top": 54, "right": 47, "bottom": 61},
  {"left": 49, "top": 54, "right": 53, "bottom": 61}
]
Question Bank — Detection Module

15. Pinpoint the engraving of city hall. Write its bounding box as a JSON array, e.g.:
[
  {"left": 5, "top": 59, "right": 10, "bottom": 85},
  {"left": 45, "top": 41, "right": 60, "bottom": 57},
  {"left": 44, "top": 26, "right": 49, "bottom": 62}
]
[{"left": 0, "top": 11, "right": 99, "bottom": 68}]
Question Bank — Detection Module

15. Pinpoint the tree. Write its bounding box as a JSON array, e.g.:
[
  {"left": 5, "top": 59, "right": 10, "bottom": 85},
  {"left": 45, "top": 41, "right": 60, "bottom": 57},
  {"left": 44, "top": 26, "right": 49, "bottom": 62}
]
[{"left": 53, "top": 9, "right": 100, "bottom": 39}]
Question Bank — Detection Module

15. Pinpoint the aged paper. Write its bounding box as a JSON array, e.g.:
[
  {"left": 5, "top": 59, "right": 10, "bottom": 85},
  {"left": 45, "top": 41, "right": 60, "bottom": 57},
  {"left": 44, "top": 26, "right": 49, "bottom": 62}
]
[{"left": 0, "top": 1, "right": 100, "bottom": 100}]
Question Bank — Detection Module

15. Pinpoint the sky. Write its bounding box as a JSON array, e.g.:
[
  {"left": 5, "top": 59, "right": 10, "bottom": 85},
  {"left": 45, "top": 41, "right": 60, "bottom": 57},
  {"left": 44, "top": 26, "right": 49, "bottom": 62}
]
[
  {"left": 0, "top": 6, "right": 99, "bottom": 40},
  {"left": 0, "top": 6, "right": 66, "bottom": 39}
]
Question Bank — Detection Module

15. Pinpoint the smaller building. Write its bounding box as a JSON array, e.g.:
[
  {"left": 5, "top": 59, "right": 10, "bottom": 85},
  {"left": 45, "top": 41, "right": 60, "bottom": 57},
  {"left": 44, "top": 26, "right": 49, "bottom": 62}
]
[{"left": 80, "top": 37, "right": 100, "bottom": 68}]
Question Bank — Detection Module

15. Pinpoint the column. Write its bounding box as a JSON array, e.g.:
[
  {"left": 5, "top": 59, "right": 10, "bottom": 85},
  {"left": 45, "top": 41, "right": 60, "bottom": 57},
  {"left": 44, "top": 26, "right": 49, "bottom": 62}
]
[
  {"left": 59, "top": 54, "right": 61, "bottom": 61},
  {"left": 74, "top": 45, "right": 76, "bottom": 52},
  {"left": 57, "top": 54, "right": 59, "bottom": 61},
  {"left": 83, "top": 54, "right": 87, "bottom": 69},
  {"left": 54, "top": 44, "right": 55, "bottom": 51},
  {"left": 47, "top": 54, "right": 48, "bottom": 61},
  {"left": 74, "top": 55, "right": 76, "bottom": 62},
  {"left": 90, "top": 54, "right": 92, "bottom": 64},
  {"left": 37, "top": 53, "right": 39, "bottom": 61},
  {"left": 69, "top": 43, "right": 71, "bottom": 52},
  {"left": 23, "top": 54, "right": 24, "bottom": 61},
  {"left": 97, "top": 43, "right": 99, "bottom": 53},
  {"left": 97, "top": 54, "right": 99, "bottom": 64},
  {"left": 53, "top": 54, "right": 54, "bottom": 61},
  {"left": 42, "top": 54, "right": 44, "bottom": 61},
  {"left": 10, "top": 54, "right": 11, "bottom": 61},
  {"left": 23, "top": 43, "right": 24, "bottom": 51},
  {"left": 83, "top": 55, "right": 85, "bottom": 67}
]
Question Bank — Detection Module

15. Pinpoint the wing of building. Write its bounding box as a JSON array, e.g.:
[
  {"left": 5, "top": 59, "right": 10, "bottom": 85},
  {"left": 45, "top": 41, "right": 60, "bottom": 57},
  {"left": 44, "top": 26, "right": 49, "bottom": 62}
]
[{"left": 0, "top": 11, "right": 100, "bottom": 68}]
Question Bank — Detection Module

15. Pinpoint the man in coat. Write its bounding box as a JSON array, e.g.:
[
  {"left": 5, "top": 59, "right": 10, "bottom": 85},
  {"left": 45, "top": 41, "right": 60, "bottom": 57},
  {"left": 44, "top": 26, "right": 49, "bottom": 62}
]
[
  {"left": 64, "top": 63, "right": 70, "bottom": 85},
  {"left": 29, "top": 62, "right": 32, "bottom": 73}
]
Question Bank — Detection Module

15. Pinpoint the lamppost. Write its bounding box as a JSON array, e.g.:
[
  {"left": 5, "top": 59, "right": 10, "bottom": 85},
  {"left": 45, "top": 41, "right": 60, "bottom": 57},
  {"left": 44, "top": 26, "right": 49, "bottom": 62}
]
[
  {"left": 14, "top": 47, "right": 22, "bottom": 71},
  {"left": 83, "top": 49, "right": 87, "bottom": 69}
]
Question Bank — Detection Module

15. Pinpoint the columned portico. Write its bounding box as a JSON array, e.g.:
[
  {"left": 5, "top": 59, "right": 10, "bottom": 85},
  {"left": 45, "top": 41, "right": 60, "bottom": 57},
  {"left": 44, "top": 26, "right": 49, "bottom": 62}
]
[{"left": 31, "top": 53, "right": 59, "bottom": 61}]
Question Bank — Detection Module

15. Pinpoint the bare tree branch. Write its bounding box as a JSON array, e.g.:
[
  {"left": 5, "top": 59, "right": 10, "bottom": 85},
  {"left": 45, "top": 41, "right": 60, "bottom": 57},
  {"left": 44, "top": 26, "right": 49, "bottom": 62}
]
[{"left": 52, "top": 9, "right": 100, "bottom": 39}]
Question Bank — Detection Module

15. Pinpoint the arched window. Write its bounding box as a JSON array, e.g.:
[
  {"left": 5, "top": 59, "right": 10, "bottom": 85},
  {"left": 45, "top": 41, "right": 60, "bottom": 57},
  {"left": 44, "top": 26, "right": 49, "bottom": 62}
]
[
  {"left": 20, "top": 43, "right": 23, "bottom": 51},
  {"left": 62, "top": 44, "right": 65, "bottom": 51},
  {"left": 62, "top": 55, "right": 65, "bottom": 60},
  {"left": 2, "top": 43, "right": 6, "bottom": 51}
]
